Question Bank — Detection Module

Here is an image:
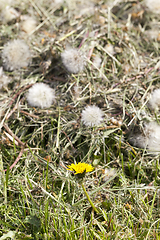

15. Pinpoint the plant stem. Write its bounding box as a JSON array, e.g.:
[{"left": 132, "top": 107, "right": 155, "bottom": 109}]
[{"left": 81, "top": 182, "right": 100, "bottom": 213}]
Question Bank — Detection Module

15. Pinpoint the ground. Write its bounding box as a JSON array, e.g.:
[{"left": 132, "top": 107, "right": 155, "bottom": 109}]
[{"left": 0, "top": 0, "right": 160, "bottom": 239}]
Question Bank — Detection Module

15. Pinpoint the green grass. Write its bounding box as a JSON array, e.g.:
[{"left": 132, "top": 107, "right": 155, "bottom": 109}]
[{"left": 0, "top": 0, "right": 160, "bottom": 239}]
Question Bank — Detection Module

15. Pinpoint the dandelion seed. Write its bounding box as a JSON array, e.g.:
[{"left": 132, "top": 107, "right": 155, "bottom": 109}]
[
  {"left": 92, "top": 55, "right": 102, "bottom": 69},
  {"left": 148, "top": 89, "right": 160, "bottom": 111},
  {"left": 103, "top": 168, "right": 116, "bottom": 182},
  {"left": 129, "top": 121, "right": 160, "bottom": 154},
  {"left": 81, "top": 105, "right": 104, "bottom": 127},
  {"left": 72, "top": 85, "right": 81, "bottom": 100},
  {"left": 0, "top": 0, "right": 13, "bottom": 10},
  {"left": 61, "top": 47, "right": 86, "bottom": 73},
  {"left": 26, "top": 83, "right": 55, "bottom": 109},
  {"left": 67, "top": 162, "right": 94, "bottom": 174},
  {"left": 0, "top": 67, "right": 11, "bottom": 89},
  {"left": 2, "top": 39, "right": 31, "bottom": 71},
  {"left": 54, "top": 0, "right": 64, "bottom": 3},
  {"left": 104, "top": 43, "right": 115, "bottom": 55},
  {"left": 145, "top": 29, "right": 160, "bottom": 41},
  {"left": 21, "top": 16, "right": 37, "bottom": 34},
  {"left": 1, "top": 6, "right": 19, "bottom": 23},
  {"left": 78, "top": 2, "right": 95, "bottom": 16},
  {"left": 144, "top": 0, "right": 160, "bottom": 14}
]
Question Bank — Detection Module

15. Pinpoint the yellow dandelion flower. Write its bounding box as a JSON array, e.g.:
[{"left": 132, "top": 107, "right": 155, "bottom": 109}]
[{"left": 67, "top": 162, "right": 94, "bottom": 174}]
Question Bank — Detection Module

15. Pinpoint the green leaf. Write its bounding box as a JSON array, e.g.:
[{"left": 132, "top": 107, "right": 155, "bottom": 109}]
[
  {"left": 0, "top": 231, "right": 15, "bottom": 240},
  {"left": 103, "top": 128, "right": 119, "bottom": 138}
]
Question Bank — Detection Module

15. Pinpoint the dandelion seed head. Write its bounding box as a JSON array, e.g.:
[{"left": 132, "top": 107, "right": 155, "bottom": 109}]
[
  {"left": 0, "top": 0, "right": 14, "bottom": 9},
  {"left": 145, "top": 29, "right": 160, "bottom": 41},
  {"left": 26, "top": 83, "right": 56, "bottom": 109},
  {"left": 2, "top": 39, "right": 31, "bottom": 71},
  {"left": 61, "top": 47, "right": 86, "bottom": 73},
  {"left": 81, "top": 105, "right": 104, "bottom": 127},
  {"left": 1, "top": 6, "right": 19, "bottom": 23},
  {"left": 129, "top": 121, "right": 160, "bottom": 154},
  {"left": 148, "top": 89, "right": 160, "bottom": 111},
  {"left": 144, "top": 0, "right": 160, "bottom": 14}
]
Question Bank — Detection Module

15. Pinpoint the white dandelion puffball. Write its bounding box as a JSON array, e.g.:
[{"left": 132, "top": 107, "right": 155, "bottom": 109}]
[
  {"left": 129, "top": 121, "right": 160, "bottom": 154},
  {"left": 1, "top": 6, "right": 19, "bottom": 23},
  {"left": 148, "top": 89, "right": 160, "bottom": 111},
  {"left": 61, "top": 47, "right": 86, "bottom": 73},
  {"left": 0, "top": 0, "right": 14, "bottom": 10},
  {"left": 0, "top": 67, "right": 11, "bottom": 89},
  {"left": 81, "top": 105, "right": 104, "bottom": 127},
  {"left": 26, "top": 83, "right": 55, "bottom": 109},
  {"left": 145, "top": 0, "right": 160, "bottom": 14},
  {"left": 2, "top": 39, "right": 31, "bottom": 71},
  {"left": 145, "top": 29, "right": 160, "bottom": 41}
]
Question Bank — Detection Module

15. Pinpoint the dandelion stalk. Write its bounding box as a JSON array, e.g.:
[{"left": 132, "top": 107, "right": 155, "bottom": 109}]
[
  {"left": 67, "top": 162, "right": 100, "bottom": 213},
  {"left": 81, "top": 182, "right": 100, "bottom": 213}
]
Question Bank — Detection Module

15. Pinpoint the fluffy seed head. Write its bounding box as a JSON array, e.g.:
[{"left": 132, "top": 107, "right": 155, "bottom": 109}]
[
  {"left": 61, "top": 47, "right": 86, "bottom": 73},
  {"left": 0, "top": 67, "right": 11, "bottom": 89},
  {"left": 0, "top": 0, "right": 15, "bottom": 10},
  {"left": 145, "top": 29, "right": 160, "bottom": 41},
  {"left": 81, "top": 105, "right": 104, "bottom": 127},
  {"left": 26, "top": 83, "right": 55, "bottom": 109},
  {"left": 148, "top": 89, "right": 160, "bottom": 111},
  {"left": 129, "top": 121, "right": 160, "bottom": 154},
  {"left": 144, "top": 0, "right": 160, "bottom": 14},
  {"left": 1, "top": 6, "right": 19, "bottom": 23},
  {"left": 2, "top": 39, "right": 31, "bottom": 71}
]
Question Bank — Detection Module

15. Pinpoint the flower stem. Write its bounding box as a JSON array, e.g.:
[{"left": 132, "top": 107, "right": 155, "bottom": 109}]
[{"left": 81, "top": 182, "right": 100, "bottom": 213}]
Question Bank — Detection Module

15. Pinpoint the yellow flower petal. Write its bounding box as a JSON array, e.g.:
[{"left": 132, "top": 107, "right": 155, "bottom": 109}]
[{"left": 67, "top": 162, "right": 94, "bottom": 174}]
